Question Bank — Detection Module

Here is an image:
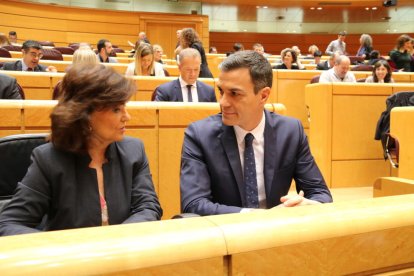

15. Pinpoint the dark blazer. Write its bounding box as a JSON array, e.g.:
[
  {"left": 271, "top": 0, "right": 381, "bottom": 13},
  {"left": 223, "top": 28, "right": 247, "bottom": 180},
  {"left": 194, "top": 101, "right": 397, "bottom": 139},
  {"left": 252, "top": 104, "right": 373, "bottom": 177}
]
[
  {"left": 0, "top": 137, "right": 162, "bottom": 236},
  {"left": 180, "top": 110, "right": 332, "bottom": 216},
  {"left": 1, "top": 60, "right": 47, "bottom": 72},
  {"left": 190, "top": 42, "right": 213, "bottom": 78},
  {"left": 316, "top": 60, "right": 330, "bottom": 70},
  {"left": 0, "top": 74, "right": 21, "bottom": 99},
  {"left": 272, "top": 63, "right": 300, "bottom": 70},
  {"left": 154, "top": 78, "right": 216, "bottom": 102}
]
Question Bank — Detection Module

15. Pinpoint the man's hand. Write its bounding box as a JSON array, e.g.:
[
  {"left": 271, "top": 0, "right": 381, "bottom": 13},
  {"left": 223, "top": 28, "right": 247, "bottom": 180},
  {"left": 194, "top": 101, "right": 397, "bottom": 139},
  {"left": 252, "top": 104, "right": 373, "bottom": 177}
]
[
  {"left": 277, "top": 190, "right": 321, "bottom": 208},
  {"left": 46, "top": 66, "right": 57, "bottom": 73}
]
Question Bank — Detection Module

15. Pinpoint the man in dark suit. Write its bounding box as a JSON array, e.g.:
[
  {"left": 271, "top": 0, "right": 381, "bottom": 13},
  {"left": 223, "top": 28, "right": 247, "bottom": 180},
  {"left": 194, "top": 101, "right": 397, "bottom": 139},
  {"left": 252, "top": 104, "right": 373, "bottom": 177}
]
[
  {"left": 0, "top": 73, "right": 22, "bottom": 99},
  {"left": 96, "top": 39, "right": 118, "bottom": 63},
  {"left": 180, "top": 50, "right": 332, "bottom": 216},
  {"left": 316, "top": 52, "right": 338, "bottom": 70},
  {"left": 154, "top": 48, "right": 216, "bottom": 102},
  {"left": 1, "top": 40, "right": 56, "bottom": 72}
]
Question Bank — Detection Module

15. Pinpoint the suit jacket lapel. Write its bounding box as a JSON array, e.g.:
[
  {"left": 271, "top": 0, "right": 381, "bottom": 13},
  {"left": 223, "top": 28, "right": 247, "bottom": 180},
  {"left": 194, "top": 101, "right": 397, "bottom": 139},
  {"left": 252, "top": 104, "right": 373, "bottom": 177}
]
[
  {"left": 263, "top": 110, "right": 278, "bottom": 206},
  {"left": 195, "top": 81, "right": 203, "bottom": 101},
  {"left": 174, "top": 79, "right": 183, "bottom": 102},
  {"left": 219, "top": 125, "right": 245, "bottom": 206}
]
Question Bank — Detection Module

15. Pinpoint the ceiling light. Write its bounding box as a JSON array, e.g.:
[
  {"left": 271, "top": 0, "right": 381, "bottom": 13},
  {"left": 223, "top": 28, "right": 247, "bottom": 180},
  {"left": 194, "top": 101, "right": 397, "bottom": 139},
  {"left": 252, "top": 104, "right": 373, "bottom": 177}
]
[
  {"left": 263, "top": 6, "right": 268, "bottom": 9},
  {"left": 365, "top": 7, "right": 369, "bottom": 10},
  {"left": 372, "top": 7, "right": 378, "bottom": 10},
  {"left": 317, "top": 7, "right": 323, "bottom": 10},
  {"left": 310, "top": 7, "right": 315, "bottom": 10}
]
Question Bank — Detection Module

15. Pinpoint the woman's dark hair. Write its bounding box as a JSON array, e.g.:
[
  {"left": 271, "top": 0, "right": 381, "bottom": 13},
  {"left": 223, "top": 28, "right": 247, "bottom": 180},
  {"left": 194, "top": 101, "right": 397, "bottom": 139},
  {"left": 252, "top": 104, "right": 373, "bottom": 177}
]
[
  {"left": 372, "top": 59, "right": 392, "bottom": 83},
  {"left": 281, "top": 48, "right": 297, "bottom": 63},
  {"left": 396, "top": 34, "right": 411, "bottom": 50},
  {"left": 369, "top": 50, "right": 380, "bottom": 60},
  {"left": 50, "top": 64, "right": 136, "bottom": 154},
  {"left": 180, "top": 28, "right": 201, "bottom": 48}
]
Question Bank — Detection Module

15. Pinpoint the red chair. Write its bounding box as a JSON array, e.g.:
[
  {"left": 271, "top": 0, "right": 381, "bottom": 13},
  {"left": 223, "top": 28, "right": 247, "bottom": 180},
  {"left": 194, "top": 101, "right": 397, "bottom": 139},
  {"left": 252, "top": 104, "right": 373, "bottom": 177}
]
[
  {"left": 54, "top": 47, "right": 75, "bottom": 55},
  {"left": 38, "top": 41, "right": 55, "bottom": 47},
  {"left": 41, "top": 48, "right": 63, "bottom": 61},
  {"left": 68, "top": 43, "right": 80, "bottom": 51},
  {"left": 3, "top": 45, "right": 21, "bottom": 52},
  {"left": 348, "top": 56, "right": 365, "bottom": 65},
  {"left": 310, "top": 75, "right": 320, "bottom": 84},
  {"left": 351, "top": 64, "right": 373, "bottom": 71},
  {"left": 0, "top": 48, "right": 11, "bottom": 58}
]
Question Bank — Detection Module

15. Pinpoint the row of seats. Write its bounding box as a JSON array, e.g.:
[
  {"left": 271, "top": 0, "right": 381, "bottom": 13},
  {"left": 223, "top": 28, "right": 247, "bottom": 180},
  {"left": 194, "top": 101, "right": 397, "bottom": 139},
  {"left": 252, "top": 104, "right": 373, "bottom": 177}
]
[
  {"left": 0, "top": 193, "right": 414, "bottom": 274},
  {"left": 0, "top": 100, "right": 286, "bottom": 219},
  {"left": 305, "top": 82, "right": 414, "bottom": 188},
  {"left": 3, "top": 69, "right": 414, "bottom": 129}
]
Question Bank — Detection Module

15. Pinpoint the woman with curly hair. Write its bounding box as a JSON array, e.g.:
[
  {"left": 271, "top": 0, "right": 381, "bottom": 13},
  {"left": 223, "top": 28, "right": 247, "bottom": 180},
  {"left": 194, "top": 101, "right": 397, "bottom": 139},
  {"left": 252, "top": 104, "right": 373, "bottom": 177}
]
[{"left": 179, "top": 28, "right": 213, "bottom": 78}]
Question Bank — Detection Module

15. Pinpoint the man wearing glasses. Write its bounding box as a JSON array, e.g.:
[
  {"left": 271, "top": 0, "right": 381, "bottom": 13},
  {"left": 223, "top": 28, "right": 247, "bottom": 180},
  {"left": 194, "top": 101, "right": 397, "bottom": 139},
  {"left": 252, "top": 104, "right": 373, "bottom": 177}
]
[{"left": 1, "top": 40, "right": 56, "bottom": 72}]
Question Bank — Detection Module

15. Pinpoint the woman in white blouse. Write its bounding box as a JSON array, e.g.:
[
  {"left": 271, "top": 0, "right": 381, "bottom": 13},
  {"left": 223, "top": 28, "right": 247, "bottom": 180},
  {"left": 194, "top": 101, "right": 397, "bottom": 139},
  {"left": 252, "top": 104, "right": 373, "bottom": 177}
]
[
  {"left": 125, "top": 42, "right": 165, "bottom": 77},
  {"left": 365, "top": 60, "right": 394, "bottom": 83}
]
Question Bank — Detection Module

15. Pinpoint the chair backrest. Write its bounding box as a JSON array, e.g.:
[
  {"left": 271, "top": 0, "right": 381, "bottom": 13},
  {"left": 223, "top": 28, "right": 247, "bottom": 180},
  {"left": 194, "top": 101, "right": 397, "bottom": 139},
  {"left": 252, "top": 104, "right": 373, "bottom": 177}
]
[
  {"left": 357, "top": 78, "right": 367, "bottom": 82},
  {"left": 0, "top": 134, "right": 48, "bottom": 204},
  {"left": 113, "top": 48, "right": 125, "bottom": 54},
  {"left": 68, "top": 43, "right": 80, "bottom": 51},
  {"left": 41, "top": 48, "right": 63, "bottom": 61},
  {"left": 16, "top": 82, "right": 25, "bottom": 99},
  {"left": 351, "top": 64, "right": 373, "bottom": 71},
  {"left": 310, "top": 75, "right": 320, "bottom": 84},
  {"left": 38, "top": 41, "right": 55, "bottom": 47},
  {"left": 348, "top": 56, "right": 365, "bottom": 65},
  {"left": 0, "top": 47, "right": 11, "bottom": 58},
  {"left": 54, "top": 46, "right": 75, "bottom": 55},
  {"left": 2, "top": 45, "right": 22, "bottom": 52}
]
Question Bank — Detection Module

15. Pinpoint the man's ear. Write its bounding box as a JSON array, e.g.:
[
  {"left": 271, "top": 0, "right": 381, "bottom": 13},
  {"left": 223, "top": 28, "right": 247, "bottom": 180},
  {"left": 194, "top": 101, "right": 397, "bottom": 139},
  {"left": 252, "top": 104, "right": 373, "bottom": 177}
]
[{"left": 259, "top": 87, "right": 271, "bottom": 103}]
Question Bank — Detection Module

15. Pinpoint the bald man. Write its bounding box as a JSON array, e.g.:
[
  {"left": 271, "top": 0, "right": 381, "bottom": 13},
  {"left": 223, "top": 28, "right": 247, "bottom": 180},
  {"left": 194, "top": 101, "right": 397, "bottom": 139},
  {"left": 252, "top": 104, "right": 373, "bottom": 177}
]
[{"left": 319, "top": 55, "right": 356, "bottom": 83}]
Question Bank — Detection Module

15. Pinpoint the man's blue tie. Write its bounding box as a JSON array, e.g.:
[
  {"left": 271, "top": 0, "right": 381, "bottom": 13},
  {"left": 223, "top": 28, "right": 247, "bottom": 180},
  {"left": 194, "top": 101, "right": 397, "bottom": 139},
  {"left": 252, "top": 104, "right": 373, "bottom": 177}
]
[{"left": 244, "top": 133, "right": 259, "bottom": 208}]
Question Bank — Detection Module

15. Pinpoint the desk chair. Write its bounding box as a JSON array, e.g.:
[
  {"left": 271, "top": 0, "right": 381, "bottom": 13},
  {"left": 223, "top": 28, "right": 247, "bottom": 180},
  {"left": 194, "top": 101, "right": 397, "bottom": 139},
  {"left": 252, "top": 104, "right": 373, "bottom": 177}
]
[{"left": 0, "top": 134, "right": 48, "bottom": 212}]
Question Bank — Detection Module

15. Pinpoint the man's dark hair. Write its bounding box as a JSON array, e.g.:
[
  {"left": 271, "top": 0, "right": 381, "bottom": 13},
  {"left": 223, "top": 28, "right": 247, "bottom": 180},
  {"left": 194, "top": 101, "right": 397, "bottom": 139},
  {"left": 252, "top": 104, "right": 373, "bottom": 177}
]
[
  {"left": 313, "top": 50, "right": 322, "bottom": 57},
  {"left": 9, "top": 31, "right": 17, "bottom": 36},
  {"left": 50, "top": 64, "right": 135, "bottom": 154},
  {"left": 22, "top": 40, "right": 42, "bottom": 51},
  {"left": 97, "top": 39, "right": 110, "bottom": 52},
  {"left": 233, "top": 43, "right": 244, "bottom": 52},
  {"left": 220, "top": 50, "right": 273, "bottom": 93}
]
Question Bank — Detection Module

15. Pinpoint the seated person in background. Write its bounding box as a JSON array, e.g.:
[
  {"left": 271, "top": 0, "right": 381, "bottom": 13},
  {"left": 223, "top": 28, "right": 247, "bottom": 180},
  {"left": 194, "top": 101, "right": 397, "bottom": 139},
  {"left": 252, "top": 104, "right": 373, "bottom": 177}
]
[
  {"left": 138, "top": 32, "right": 150, "bottom": 44},
  {"left": 319, "top": 55, "right": 356, "bottom": 83},
  {"left": 72, "top": 47, "right": 99, "bottom": 65},
  {"left": 0, "top": 65, "right": 162, "bottom": 236},
  {"left": 154, "top": 48, "right": 216, "bottom": 102},
  {"left": 96, "top": 39, "right": 117, "bottom": 63},
  {"left": 0, "top": 33, "right": 11, "bottom": 47},
  {"left": 53, "top": 47, "right": 99, "bottom": 99},
  {"left": 367, "top": 50, "right": 381, "bottom": 65},
  {"left": 227, "top": 42, "right": 244, "bottom": 56},
  {"left": 253, "top": 43, "right": 265, "bottom": 55},
  {"left": 0, "top": 73, "right": 22, "bottom": 99},
  {"left": 125, "top": 43, "right": 165, "bottom": 77},
  {"left": 209, "top": 46, "right": 218, "bottom": 54},
  {"left": 365, "top": 60, "right": 394, "bottom": 83},
  {"left": 316, "top": 52, "right": 339, "bottom": 70},
  {"left": 1, "top": 40, "right": 57, "bottom": 72},
  {"left": 356, "top": 34, "right": 373, "bottom": 60},
  {"left": 389, "top": 34, "right": 412, "bottom": 72},
  {"left": 307, "top": 44, "right": 319, "bottom": 57},
  {"left": 8, "top": 31, "right": 19, "bottom": 46},
  {"left": 273, "top": 48, "right": 302, "bottom": 70},
  {"left": 180, "top": 50, "right": 332, "bottom": 216},
  {"left": 153, "top": 44, "right": 164, "bottom": 64},
  {"left": 312, "top": 50, "right": 323, "bottom": 64}
]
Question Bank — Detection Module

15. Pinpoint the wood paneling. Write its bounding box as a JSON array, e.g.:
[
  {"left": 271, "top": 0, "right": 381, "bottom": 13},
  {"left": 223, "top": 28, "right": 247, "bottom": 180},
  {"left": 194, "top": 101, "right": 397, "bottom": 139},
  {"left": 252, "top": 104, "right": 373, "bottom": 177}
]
[{"left": 0, "top": 0, "right": 208, "bottom": 52}]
